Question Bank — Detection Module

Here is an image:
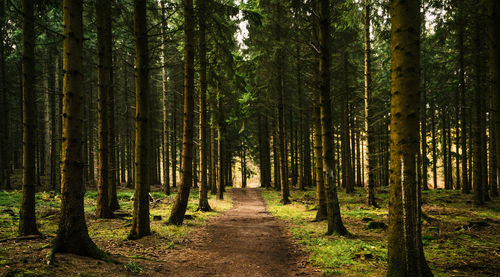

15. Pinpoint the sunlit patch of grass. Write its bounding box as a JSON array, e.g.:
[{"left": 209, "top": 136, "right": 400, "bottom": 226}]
[
  {"left": 261, "top": 188, "right": 386, "bottom": 276},
  {"left": 262, "top": 187, "right": 500, "bottom": 277}
]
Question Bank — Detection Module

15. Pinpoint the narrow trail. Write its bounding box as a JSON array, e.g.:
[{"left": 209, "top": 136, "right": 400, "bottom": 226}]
[{"left": 160, "top": 188, "right": 320, "bottom": 276}]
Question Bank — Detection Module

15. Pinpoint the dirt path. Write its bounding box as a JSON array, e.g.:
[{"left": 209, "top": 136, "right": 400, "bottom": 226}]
[{"left": 159, "top": 188, "right": 319, "bottom": 276}]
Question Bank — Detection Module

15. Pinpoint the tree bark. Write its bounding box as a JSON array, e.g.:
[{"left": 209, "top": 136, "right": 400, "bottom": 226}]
[
  {"left": 473, "top": 4, "right": 484, "bottom": 205},
  {"left": 489, "top": 0, "right": 500, "bottom": 197},
  {"left": 387, "top": 0, "right": 432, "bottom": 275},
  {"left": 52, "top": 0, "right": 104, "bottom": 258},
  {"left": 129, "top": 0, "right": 151, "bottom": 239},
  {"left": 19, "top": 0, "right": 39, "bottom": 236},
  {"left": 313, "top": 60, "right": 327, "bottom": 221},
  {"left": 169, "top": 0, "right": 196, "bottom": 224},
  {"left": 458, "top": 5, "right": 469, "bottom": 193},
  {"left": 95, "top": 0, "right": 113, "bottom": 219},
  {"left": 160, "top": 1, "right": 170, "bottom": 195},
  {"left": 364, "top": 0, "right": 377, "bottom": 206},
  {"left": 421, "top": 72, "right": 428, "bottom": 190},
  {"left": 318, "top": 0, "right": 347, "bottom": 235},
  {"left": 197, "top": 0, "right": 210, "bottom": 211}
]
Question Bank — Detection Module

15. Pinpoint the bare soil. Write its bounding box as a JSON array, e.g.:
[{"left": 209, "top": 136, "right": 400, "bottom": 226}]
[{"left": 158, "top": 188, "right": 320, "bottom": 276}]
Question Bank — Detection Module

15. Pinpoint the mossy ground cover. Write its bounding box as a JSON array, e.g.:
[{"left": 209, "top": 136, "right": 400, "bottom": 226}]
[
  {"left": 261, "top": 187, "right": 500, "bottom": 276},
  {"left": 0, "top": 186, "right": 232, "bottom": 276}
]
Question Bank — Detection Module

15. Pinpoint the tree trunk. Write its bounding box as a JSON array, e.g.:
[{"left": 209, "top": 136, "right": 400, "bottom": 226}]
[
  {"left": 272, "top": 130, "right": 280, "bottom": 191},
  {"left": 421, "top": 72, "right": 429, "bottom": 190},
  {"left": 129, "top": 0, "right": 151, "bottom": 239},
  {"left": 489, "top": 0, "right": 500, "bottom": 197},
  {"left": 171, "top": 86, "right": 177, "bottom": 189},
  {"left": 387, "top": 1, "right": 432, "bottom": 275},
  {"left": 169, "top": 0, "right": 195, "bottom": 225},
  {"left": 95, "top": 0, "right": 113, "bottom": 219},
  {"left": 318, "top": 0, "right": 347, "bottom": 236},
  {"left": 364, "top": 0, "right": 376, "bottom": 206},
  {"left": 197, "top": 0, "right": 210, "bottom": 211},
  {"left": 431, "top": 100, "right": 438, "bottom": 189},
  {"left": 0, "top": 0, "right": 9, "bottom": 190},
  {"left": 52, "top": 0, "right": 103, "bottom": 257},
  {"left": 442, "top": 109, "right": 450, "bottom": 189},
  {"left": 210, "top": 107, "right": 217, "bottom": 195},
  {"left": 160, "top": 1, "right": 170, "bottom": 195},
  {"left": 313, "top": 60, "right": 327, "bottom": 221},
  {"left": 458, "top": 6, "right": 468, "bottom": 192},
  {"left": 342, "top": 54, "right": 354, "bottom": 193},
  {"left": 489, "top": 108, "right": 499, "bottom": 197},
  {"left": 108, "top": 54, "right": 119, "bottom": 211},
  {"left": 473, "top": 6, "right": 484, "bottom": 205},
  {"left": 19, "top": 0, "right": 39, "bottom": 236}
]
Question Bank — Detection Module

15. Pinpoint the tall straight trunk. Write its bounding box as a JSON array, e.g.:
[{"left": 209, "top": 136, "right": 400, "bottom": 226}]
[
  {"left": 431, "top": 100, "right": 438, "bottom": 189},
  {"left": 169, "top": 0, "right": 195, "bottom": 225},
  {"left": 48, "top": 48, "right": 57, "bottom": 190},
  {"left": 480, "top": 70, "right": 490, "bottom": 202},
  {"left": 82, "top": 77, "right": 89, "bottom": 186},
  {"left": 108, "top": 53, "right": 119, "bottom": 211},
  {"left": 364, "top": 0, "right": 376, "bottom": 206},
  {"left": 55, "top": 54, "right": 62, "bottom": 191},
  {"left": 473, "top": 6, "right": 484, "bottom": 206},
  {"left": 43, "top": 52, "right": 51, "bottom": 180},
  {"left": 217, "top": 93, "right": 225, "bottom": 199},
  {"left": 341, "top": 55, "right": 354, "bottom": 193},
  {"left": 442, "top": 109, "right": 450, "bottom": 189},
  {"left": 313, "top": 63, "right": 327, "bottom": 221},
  {"left": 489, "top": 109, "right": 499, "bottom": 196},
  {"left": 171, "top": 87, "right": 177, "bottom": 188},
  {"left": 455, "top": 89, "right": 461, "bottom": 190},
  {"left": 95, "top": 0, "right": 112, "bottom": 219},
  {"left": 289, "top": 108, "right": 296, "bottom": 187},
  {"left": 241, "top": 146, "right": 247, "bottom": 188},
  {"left": 129, "top": 0, "right": 151, "bottom": 239},
  {"left": 489, "top": 0, "right": 500, "bottom": 197},
  {"left": 160, "top": 1, "right": 170, "bottom": 195},
  {"left": 458, "top": 10, "right": 469, "bottom": 193},
  {"left": 447, "top": 112, "right": 453, "bottom": 189},
  {"left": 210, "top": 107, "right": 217, "bottom": 195},
  {"left": 19, "top": 0, "right": 39, "bottom": 236},
  {"left": 302, "top": 118, "right": 312, "bottom": 188},
  {"left": 88, "top": 88, "right": 95, "bottom": 185},
  {"left": 468, "top": 112, "right": 473, "bottom": 187},
  {"left": 387, "top": 0, "right": 432, "bottom": 275},
  {"left": 0, "top": 0, "right": 9, "bottom": 190},
  {"left": 272, "top": 131, "right": 280, "bottom": 190},
  {"left": 258, "top": 111, "right": 271, "bottom": 188},
  {"left": 52, "top": 0, "right": 103, "bottom": 258},
  {"left": 120, "top": 135, "right": 126, "bottom": 183},
  {"left": 273, "top": 2, "right": 289, "bottom": 204},
  {"left": 318, "top": 0, "right": 347, "bottom": 235},
  {"left": 421, "top": 73, "right": 429, "bottom": 190},
  {"left": 277, "top": 63, "right": 289, "bottom": 203},
  {"left": 197, "top": 0, "right": 210, "bottom": 211}
]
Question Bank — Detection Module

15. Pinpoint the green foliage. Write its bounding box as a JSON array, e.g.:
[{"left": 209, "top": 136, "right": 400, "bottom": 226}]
[{"left": 124, "top": 261, "right": 142, "bottom": 273}]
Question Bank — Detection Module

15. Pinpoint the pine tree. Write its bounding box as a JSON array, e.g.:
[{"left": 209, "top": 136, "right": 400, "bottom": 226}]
[{"left": 387, "top": 0, "right": 432, "bottom": 275}]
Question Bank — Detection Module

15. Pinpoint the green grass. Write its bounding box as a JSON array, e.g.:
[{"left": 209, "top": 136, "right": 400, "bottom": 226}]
[{"left": 261, "top": 187, "right": 500, "bottom": 276}]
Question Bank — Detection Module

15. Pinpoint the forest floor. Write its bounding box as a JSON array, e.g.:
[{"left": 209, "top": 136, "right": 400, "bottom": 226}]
[
  {"left": 261, "top": 186, "right": 500, "bottom": 276},
  {"left": 0, "top": 183, "right": 499, "bottom": 277},
  {"left": 0, "top": 185, "right": 319, "bottom": 276}
]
